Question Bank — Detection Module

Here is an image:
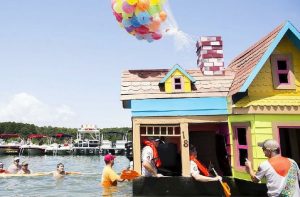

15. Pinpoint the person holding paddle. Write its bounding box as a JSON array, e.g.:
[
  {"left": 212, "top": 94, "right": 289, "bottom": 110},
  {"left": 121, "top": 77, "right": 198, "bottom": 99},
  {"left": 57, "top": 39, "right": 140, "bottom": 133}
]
[
  {"left": 101, "top": 154, "right": 124, "bottom": 187},
  {"left": 190, "top": 145, "right": 222, "bottom": 182}
]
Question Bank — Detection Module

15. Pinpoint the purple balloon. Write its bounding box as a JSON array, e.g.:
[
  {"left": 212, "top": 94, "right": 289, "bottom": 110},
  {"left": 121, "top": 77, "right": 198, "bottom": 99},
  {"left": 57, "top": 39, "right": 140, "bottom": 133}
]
[{"left": 125, "top": 26, "right": 135, "bottom": 33}]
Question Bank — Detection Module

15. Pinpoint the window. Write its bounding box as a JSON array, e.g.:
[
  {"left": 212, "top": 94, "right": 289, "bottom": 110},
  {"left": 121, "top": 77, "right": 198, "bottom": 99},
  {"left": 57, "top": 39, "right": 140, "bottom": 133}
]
[
  {"left": 173, "top": 77, "right": 183, "bottom": 91},
  {"left": 140, "top": 125, "right": 180, "bottom": 137},
  {"left": 236, "top": 127, "right": 248, "bottom": 166},
  {"left": 271, "top": 54, "right": 295, "bottom": 89},
  {"left": 232, "top": 123, "right": 251, "bottom": 170}
]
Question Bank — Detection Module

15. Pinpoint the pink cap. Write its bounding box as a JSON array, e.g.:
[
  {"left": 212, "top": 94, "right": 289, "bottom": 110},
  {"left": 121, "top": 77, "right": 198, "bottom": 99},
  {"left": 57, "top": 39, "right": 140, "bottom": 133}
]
[{"left": 104, "top": 154, "right": 116, "bottom": 162}]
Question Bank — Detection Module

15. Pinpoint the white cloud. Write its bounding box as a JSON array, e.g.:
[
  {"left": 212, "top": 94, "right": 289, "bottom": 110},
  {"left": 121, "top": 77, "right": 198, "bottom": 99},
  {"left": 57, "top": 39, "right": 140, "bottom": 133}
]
[{"left": 0, "top": 93, "right": 76, "bottom": 127}]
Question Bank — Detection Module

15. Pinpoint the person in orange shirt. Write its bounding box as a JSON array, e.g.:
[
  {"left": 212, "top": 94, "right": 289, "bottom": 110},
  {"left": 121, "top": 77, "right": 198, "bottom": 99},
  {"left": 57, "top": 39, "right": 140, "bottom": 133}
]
[{"left": 101, "top": 154, "right": 124, "bottom": 187}]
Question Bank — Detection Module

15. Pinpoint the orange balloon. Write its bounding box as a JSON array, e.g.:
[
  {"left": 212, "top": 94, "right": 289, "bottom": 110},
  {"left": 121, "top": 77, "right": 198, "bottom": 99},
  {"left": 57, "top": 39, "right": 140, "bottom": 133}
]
[
  {"left": 137, "top": 0, "right": 150, "bottom": 11},
  {"left": 159, "top": 11, "right": 167, "bottom": 21},
  {"left": 148, "top": 18, "right": 160, "bottom": 32}
]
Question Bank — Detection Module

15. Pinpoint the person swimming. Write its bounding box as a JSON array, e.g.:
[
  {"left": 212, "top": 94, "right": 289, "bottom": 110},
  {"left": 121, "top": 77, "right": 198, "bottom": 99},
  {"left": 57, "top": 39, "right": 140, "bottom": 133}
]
[
  {"left": 0, "top": 162, "right": 9, "bottom": 174},
  {"left": 52, "top": 163, "right": 80, "bottom": 178},
  {"left": 18, "top": 161, "right": 31, "bottom": 174}
]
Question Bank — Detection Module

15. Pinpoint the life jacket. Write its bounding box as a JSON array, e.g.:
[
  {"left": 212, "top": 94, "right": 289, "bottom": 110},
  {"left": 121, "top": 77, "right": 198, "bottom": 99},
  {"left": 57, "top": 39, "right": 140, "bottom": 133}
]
[
  {"left": 268, "top": 156, "right": 291, "bottom": 177},
  {"left": 143, "top": 140, "right": 162, "bottom": 167},
  {"left": 0, "top": 169, "right": 7, "bottom": 173},
  {"left": 190, "top": 155, "right": 210, "bottom": 176}
]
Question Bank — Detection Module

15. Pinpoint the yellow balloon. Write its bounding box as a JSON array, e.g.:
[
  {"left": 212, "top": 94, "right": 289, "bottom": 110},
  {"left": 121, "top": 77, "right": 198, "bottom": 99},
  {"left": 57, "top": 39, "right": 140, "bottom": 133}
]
[
  {"left": 126, "top": 0, "right": 138, "bottom": 5},
  {"left": 150, "top": 0, "right": 160, "bottom": 6},
  {"left": 113, "top": 1, "right": 122, "bottom": 14}
]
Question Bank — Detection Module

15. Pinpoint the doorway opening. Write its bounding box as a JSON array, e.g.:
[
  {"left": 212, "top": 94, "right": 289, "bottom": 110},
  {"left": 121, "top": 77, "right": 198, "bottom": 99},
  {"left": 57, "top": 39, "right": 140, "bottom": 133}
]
[{"left": 279, "top": 127, "right": 300, "bottom": 166}]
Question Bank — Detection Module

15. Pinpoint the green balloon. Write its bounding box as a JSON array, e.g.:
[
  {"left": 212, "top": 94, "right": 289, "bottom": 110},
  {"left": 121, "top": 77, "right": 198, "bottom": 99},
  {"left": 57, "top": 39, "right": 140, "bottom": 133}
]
[{"left": 148, "top": 5, "right": 161, "bottom": 15}]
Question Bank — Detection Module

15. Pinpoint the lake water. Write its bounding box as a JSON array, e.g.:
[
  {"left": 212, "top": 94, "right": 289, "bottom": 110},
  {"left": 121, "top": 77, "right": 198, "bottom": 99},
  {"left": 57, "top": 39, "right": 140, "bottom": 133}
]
[{"left": 0, "top": 155, "right": 132, "bottom": 197}]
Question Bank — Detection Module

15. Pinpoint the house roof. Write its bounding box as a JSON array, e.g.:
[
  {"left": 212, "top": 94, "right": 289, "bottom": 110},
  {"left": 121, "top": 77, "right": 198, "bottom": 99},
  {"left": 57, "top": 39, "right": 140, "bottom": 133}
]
[
  {"left": 121, "top": 68, "right": 234, "bottom": 100},
  {"left": 228, "top": 21, "right": 300, "bottom": 95},
  {"left": 159, "top": 64, "right": 196, "bottom": 83}
]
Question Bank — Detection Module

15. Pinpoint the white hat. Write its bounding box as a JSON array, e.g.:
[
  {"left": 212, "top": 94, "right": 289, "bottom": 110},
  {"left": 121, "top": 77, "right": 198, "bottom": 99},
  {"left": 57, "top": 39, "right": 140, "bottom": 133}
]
[
  {"left": 258, "top": 139, "right": 280, "bottom": 151},
  {"left": 14, "top": 157, "right": 20, "bottom": 161}
]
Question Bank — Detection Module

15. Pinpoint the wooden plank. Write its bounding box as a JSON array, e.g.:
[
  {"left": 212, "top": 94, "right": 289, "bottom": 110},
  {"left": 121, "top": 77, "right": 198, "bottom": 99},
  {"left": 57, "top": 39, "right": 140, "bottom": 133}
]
[
  {"left": 180, "top": 122, "right": 190, "bottom": 177},
  {"left": 133, "top": 121, "right": 141, "bottom": 174}
]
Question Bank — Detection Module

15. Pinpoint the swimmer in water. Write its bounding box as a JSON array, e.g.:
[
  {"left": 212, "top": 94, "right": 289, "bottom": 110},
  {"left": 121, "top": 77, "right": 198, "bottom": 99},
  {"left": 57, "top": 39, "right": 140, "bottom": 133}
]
[
  {"left": 18, "top": 161, "right": 31, "bottom": 174},
  {"left": 52, "top": 163, "right": 80, "bottom": 178},
  {"left": 0, "top": 162, "right": 9, "bottom": 173}
]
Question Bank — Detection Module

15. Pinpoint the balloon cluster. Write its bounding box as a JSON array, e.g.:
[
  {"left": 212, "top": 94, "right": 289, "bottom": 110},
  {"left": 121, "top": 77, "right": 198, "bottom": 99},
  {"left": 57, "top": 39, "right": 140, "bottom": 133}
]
[{"left": 111, "top": 0, "right": 167, "bottom": 42}]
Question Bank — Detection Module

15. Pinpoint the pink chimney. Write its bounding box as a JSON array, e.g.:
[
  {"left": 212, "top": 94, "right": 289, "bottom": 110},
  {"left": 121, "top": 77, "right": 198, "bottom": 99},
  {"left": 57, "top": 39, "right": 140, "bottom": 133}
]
[{"left": 196, "top": 36, "right": 224, "bottom": 75}]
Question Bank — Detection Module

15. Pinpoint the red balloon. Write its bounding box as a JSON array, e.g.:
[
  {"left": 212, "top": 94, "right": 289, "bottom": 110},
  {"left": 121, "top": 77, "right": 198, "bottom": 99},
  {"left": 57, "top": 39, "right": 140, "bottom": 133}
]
[
  {"left": 151, "top": 32, "right": 162, "bottom": 40},
  {"left": 113, "top": 11, "right": 123, "bottom": 23},
  {"left": 135, "top": 25, "right": 149, "bottom": 35}
]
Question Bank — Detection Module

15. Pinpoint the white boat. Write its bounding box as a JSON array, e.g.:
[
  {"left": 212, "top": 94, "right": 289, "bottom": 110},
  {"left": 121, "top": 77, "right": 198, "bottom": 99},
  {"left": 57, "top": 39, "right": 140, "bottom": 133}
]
[
  {"left": 45, "top": 133, "right": 73, "bottom": 155},
  {"left": 20, "top": 134, "right": 48, "bottom": 156},
  {"left": 0, "top": 134, "right": 23, "bottom": 155},
  {"left": 45, "top": 143, "right": 73, "bottom": 155},
  {"left": 100, "top": 131, "right": 128, "bottom": 155},
  {"left": 73, "top": 124, "right": 101, "bottom": 155}
]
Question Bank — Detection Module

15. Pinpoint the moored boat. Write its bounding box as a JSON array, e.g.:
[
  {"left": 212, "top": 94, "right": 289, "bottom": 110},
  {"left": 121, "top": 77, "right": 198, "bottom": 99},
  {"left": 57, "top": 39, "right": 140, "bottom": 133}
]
[
  {"left": 100, "top": 131, "right": 128, "bottom": 155},
  {"left": 45, "top": 133, "right": 73, "bottom": 155},
  {"left": 73, "top": 124, "right": 101, "bottom": 155},
  {"left": 0, "top": 134, "right": 23, "bottom": 155},
  {"left": 20, "top": 134, "right": 48, "bottom": 156}
]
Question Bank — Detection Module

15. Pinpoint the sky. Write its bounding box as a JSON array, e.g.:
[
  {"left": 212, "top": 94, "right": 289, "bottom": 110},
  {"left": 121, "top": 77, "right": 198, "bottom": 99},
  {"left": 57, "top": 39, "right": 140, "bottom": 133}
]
[{"left": 0, "top": 0, "right": 299, "bottom": 129}]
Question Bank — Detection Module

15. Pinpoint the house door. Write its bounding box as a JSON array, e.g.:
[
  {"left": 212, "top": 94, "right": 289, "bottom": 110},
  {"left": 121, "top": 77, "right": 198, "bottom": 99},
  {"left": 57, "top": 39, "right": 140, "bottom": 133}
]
[{"left": 279, "top": 127, "right": 300, "bottom": 166}]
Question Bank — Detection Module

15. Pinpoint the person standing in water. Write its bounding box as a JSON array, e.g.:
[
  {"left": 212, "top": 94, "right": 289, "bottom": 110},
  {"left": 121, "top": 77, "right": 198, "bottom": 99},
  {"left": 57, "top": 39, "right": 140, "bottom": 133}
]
[
  {"left": 7, "top": 157, "right": 21, "bottom": 174},
  {"left": 245, "top": 139, "right": 300, "bottom": 197},
  {"left": 18, "top": 161, "right": 31, "bottom": 174},
  {"left": 53, "top": 163, "right": 80, "bottom": 178},
  {"left": 101, "top": 154, "right": 124, "bottom": 187}
]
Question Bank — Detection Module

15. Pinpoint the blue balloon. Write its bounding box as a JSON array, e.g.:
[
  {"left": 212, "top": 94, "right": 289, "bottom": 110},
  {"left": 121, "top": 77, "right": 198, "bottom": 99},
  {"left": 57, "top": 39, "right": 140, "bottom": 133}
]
[
  {"left": 130, "top": 16, "right": 141, "bottom": 28},
  {"left": 137, "top": 12, "right": 150, "bottom": 25},
  {"left": 122, "top": 18, "right": 132, "bottom": 28},
  {"left": 145, "top": 33, "right": 153, "bottom": 43},
  {"left": 135, "top": 34, "right": 144, "bottom": 40}
]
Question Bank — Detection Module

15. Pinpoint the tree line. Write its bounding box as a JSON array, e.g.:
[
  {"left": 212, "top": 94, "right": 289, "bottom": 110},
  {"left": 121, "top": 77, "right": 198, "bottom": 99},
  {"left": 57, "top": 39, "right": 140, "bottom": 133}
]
[{"left": 0, "top": 122, "right": 131, "bottom": 141}]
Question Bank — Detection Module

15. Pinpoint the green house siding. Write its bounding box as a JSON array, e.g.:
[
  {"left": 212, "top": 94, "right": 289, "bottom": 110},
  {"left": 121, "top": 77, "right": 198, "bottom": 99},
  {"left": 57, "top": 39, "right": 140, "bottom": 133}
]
[{"left": 228, "top": 114, "right": 300, "bottom": 180}]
